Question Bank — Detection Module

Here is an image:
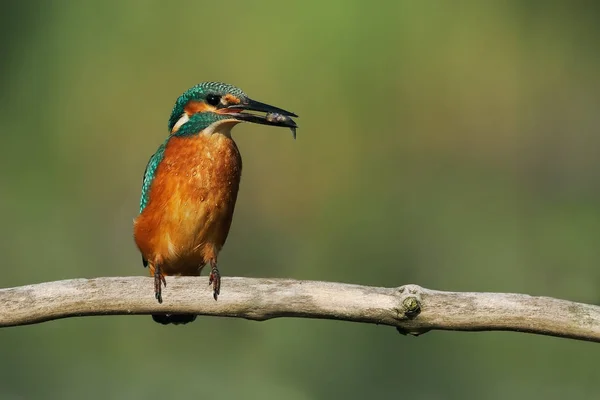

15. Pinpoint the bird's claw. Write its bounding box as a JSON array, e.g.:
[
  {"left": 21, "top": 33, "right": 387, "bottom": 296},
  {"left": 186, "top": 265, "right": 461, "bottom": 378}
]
[
  {"left": 154, "top": 267, "right": 166, "bottom": 304},
  {"left": 209, "top": 265, "right": 221, "bottom": 301}
]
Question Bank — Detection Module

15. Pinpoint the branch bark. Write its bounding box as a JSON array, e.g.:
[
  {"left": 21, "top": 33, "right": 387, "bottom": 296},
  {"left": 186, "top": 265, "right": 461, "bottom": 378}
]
[{"left": 0, "top": 277, "right": 598, "bottom": 342}]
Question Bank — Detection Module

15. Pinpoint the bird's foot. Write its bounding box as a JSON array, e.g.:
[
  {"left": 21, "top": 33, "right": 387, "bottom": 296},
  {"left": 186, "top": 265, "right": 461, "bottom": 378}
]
[
  {"left": 208, "top": 265, "right": 221, "bottom": 301},
  {"left": 154, "top": 266, "right": 166, "bottom": 304}
]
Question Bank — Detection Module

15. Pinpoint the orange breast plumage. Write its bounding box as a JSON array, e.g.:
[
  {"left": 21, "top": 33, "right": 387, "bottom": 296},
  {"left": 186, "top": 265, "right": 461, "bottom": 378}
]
[{"left": 133, "top": 133, "right": 242, "bottom": 276}]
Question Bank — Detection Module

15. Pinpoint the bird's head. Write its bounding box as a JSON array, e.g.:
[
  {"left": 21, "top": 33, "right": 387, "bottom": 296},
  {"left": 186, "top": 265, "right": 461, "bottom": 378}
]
[{"left": 168, "top": 82, "right": 298, "bottom": 138}]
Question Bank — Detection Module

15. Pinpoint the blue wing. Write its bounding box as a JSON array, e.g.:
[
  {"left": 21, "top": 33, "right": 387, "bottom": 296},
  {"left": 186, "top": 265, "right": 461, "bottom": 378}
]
[
  {"left": 139, "top": 140, "right": 168, "bottom": 268},
  {"left": 140, "top": 142, "right": 167, "bottom": 214}
]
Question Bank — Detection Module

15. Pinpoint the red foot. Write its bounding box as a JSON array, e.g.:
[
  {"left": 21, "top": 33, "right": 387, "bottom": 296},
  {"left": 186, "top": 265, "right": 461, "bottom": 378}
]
[
  {"left": 154, "top": 266, "right": 166, "bottom": 304},
  {"left": 208, "top": 264, "right": 221, "bottom": 301}
]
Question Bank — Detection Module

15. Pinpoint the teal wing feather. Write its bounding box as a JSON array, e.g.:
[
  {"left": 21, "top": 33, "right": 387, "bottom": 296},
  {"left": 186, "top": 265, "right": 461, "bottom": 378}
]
[
  {"left": 139, "top": 140, "right": 168, "bottom": 268},
  {"left": 140, "top": 141, "right": 167, "bottom": 214}
]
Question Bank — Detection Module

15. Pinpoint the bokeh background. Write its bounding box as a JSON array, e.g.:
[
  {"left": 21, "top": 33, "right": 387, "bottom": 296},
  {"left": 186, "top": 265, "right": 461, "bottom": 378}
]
[{"left": 1, "top": 1, "right": 599, "bottom": 399}]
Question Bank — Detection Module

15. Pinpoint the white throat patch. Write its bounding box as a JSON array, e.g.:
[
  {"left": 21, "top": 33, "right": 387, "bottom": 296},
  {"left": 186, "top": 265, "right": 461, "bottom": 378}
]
[
  {"left": 171, "top": 113, "right": 189, "bottom": 133},
  {"left": 202, "top": 119, "right": 240, "bottom": 137}
]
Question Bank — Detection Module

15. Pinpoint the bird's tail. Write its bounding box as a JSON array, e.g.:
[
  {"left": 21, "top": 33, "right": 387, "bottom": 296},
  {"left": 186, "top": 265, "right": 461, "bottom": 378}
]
[{"left": 152, "top": 314, "right": 197, "bottom": 325}]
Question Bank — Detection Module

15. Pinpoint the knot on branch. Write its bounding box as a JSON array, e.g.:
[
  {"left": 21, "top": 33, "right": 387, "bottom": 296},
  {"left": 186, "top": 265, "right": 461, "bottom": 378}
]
[
  {"left": 394, "top": 284, "right": 425, "bottom": 336},
  {"left": 396, "top": 284, "right": 422, "bottom": 319}
]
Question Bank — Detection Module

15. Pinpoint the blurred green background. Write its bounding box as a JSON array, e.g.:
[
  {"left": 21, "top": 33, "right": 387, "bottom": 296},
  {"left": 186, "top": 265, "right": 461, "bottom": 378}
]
[{"left": 1, "top": 1, "right": 599, "bottom": 399}]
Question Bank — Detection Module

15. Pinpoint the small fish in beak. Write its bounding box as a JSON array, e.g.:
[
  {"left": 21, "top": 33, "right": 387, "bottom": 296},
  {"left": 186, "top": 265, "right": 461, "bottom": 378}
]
[{"left": 266, "top": 112, "right": 297, "bottom": 139}]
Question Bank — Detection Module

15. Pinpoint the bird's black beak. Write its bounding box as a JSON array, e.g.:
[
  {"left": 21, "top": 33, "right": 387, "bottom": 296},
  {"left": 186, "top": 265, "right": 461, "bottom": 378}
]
[{"left": 220, "top": 98, "right": 298, "bottom": 139}]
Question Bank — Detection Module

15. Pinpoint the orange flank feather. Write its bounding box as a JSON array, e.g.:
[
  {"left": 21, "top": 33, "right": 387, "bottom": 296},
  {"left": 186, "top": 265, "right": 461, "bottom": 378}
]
[{"left": 133, "top": 132, "right": 242, "bottom": 278}]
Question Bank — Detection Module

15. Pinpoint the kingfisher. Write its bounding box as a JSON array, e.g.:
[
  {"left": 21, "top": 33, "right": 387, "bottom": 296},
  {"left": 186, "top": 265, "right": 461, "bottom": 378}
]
[{"left": 133, "top": 82, "right": 297, "bottom": 325}]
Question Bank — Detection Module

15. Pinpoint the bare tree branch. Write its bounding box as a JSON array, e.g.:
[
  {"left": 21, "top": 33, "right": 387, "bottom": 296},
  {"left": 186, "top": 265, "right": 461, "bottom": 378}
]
[{"left": 0, "top": 277, "right": 598, "bottom": 342}]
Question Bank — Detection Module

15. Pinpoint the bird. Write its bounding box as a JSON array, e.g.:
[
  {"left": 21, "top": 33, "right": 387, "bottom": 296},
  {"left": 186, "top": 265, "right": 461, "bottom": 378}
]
[{"left": 133, "top": 82, "right": 297, "bottom": 325}]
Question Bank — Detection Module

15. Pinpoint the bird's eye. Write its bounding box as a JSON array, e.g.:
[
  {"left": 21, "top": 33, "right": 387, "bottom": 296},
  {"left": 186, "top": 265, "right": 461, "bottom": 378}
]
[{"left": 206, "top": 94, "right": 221, "bottom": 107}]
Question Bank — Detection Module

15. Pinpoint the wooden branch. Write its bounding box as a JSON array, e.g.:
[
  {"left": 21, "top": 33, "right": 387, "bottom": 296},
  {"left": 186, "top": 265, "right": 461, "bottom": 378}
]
[{"left": 1, "top": 277, "right": 598, "bottom": 342}]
